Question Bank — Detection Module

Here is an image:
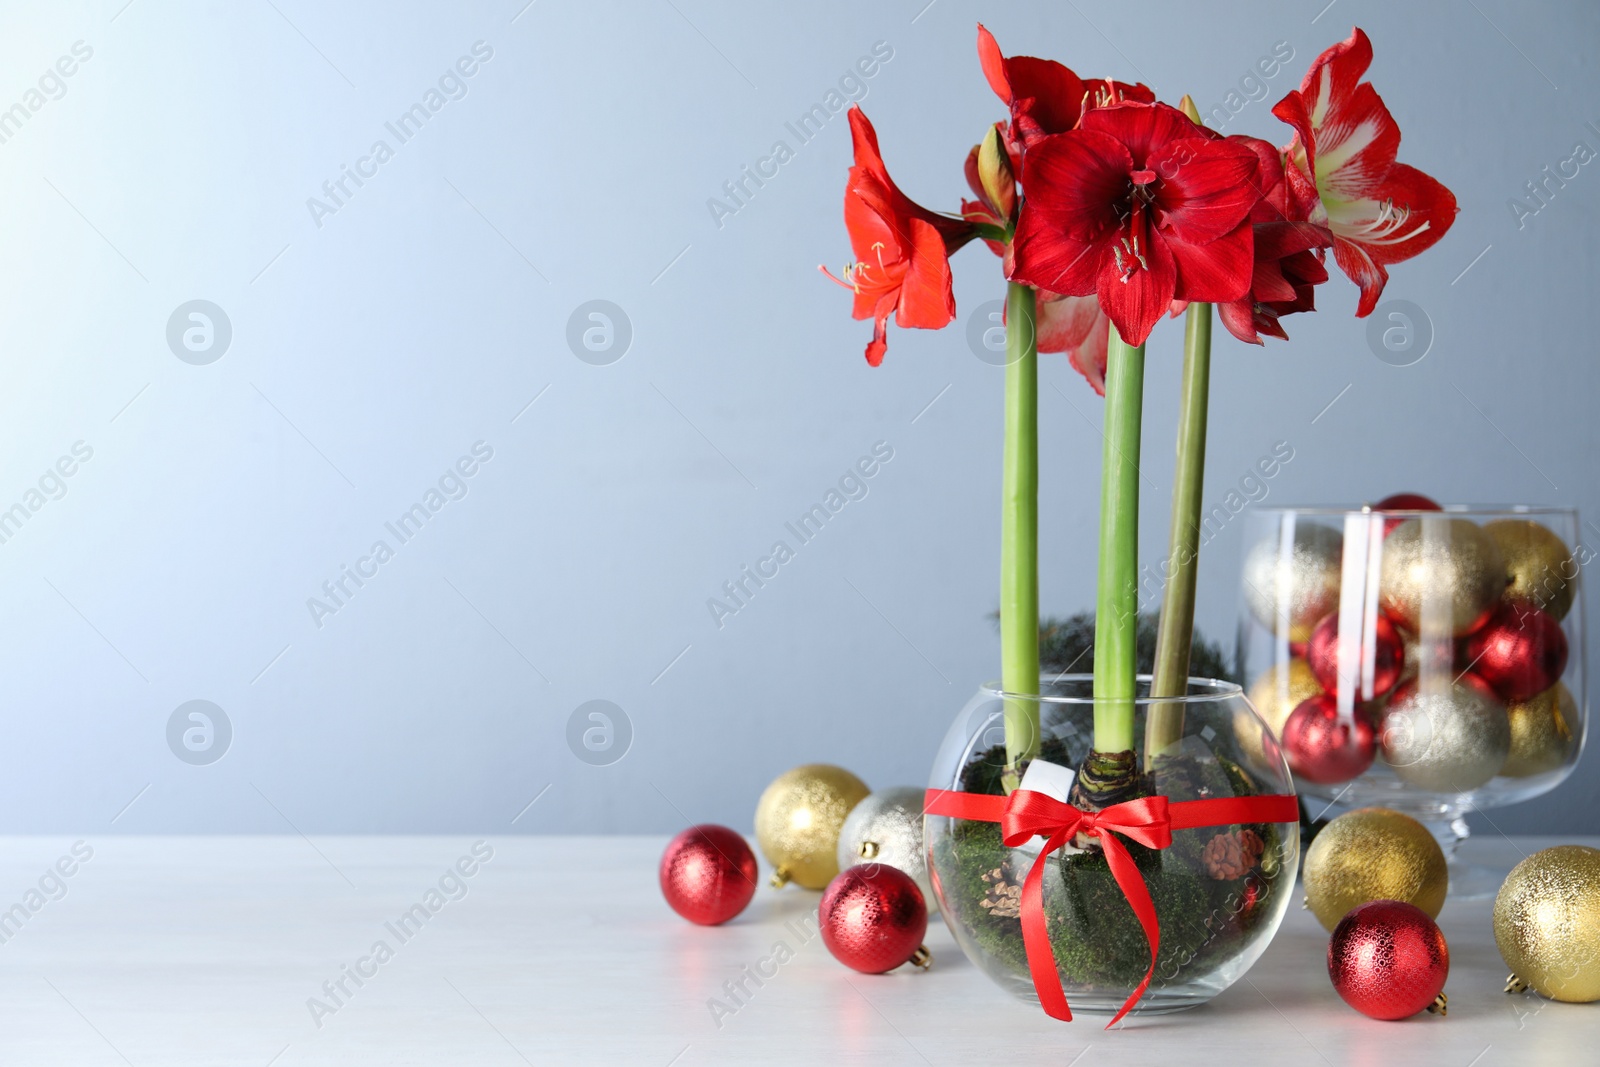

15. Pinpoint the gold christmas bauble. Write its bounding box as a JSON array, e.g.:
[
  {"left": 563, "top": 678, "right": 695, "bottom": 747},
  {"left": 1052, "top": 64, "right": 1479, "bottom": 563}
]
[
  {"left": 1380, "top": 517, "right": 1507, "bottom": 636},
  {"left": 1503, "top": 682, "right": 1578, "bottom": 777},
  {"left": 755, "top": 764, "right": 869, "bottom": 889},
  {"left": 1381, "top": 679, "right": 1509, "bottom": 792},
  {"left": 1495, "top": 845, "right": 1600, "bottom": 1002},
  {"left": 1303, "top": 807, "right": 1448, "bottom": 931},
  {"left": 1239, "top": 658, "right": 1323, "bottom": 768},
  {"left": 1243, "top": 524, "right": 1343, "bottom": 642},
  {"left": 1484, "top": 519, "right": 1576, "bottom": 621}
]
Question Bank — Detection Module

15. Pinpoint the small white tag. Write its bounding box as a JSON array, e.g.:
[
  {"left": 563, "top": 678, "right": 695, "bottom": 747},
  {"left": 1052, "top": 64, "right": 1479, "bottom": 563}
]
[
  {"left": 1017, "top": 758, "right": 1076, "bottom": 802},
  {"left": 1014, "top": 759, "right": 1084, "bottom": 855}
]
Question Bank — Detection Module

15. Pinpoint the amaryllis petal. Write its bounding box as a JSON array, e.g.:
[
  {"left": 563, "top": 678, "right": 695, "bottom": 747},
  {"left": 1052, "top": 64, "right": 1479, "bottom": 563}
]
[
  {"left": 1254, "top": 219, "right": 1335, "bottom": 261},
  {"left": 842, "top": 172, "right": 893, "bottom": 256},
  {"left": 865, "top": 314, "right": 889, "bottom": 367},
  {"left": 1297, "top": 26, "right": 1373, "bottom": 104},
  {"left": 1217, "top": 298, "right": 1266, "bottom": 346},
  {"left": 1251, "top": 258, "right": 1300, "bottom": 304},
  {"left": 1168, "top": 220, "right": 1253, "bottom": 303},
  {"left": 1229, "top": 134, "right": 1289, "bottom": 222},
  {"left": 1274, "top": 28, "right": 1389, "bottom": 188},
  {"left": 1284, "top": 247, "right": 1330, "bottom": 288},
  {"left": 1096, "top": 227, "right": 1177, "bottom": 346},
  {"left": 1330, "top": 238, "right": 1389, "bottom": 317},
  {"left": 1036, "top": 292, "right": 1100, "bottom": 353},
  {"left": 1079, "top": 101, "right": 1203, "bottom": 167},
  {"left": 1148, "top": 137, "right": 1263, "bottom": 244},
  {"left": 976, "top": 24, "right": 1012, "bottom": 102},
  {"left": 1011, "top": 216, "right": 1100, "bottom": 298},
  {"left": 847, "top": 107, "right": 977, "bottom": 251},
  {"left": 1325, "top": 162, "right": 1458, "bottom": 267},
  {"left": 1019, "top": 129, "right": 1135, "bottom": 240},
  {"left": 895, "top": 217, "right": 958, "bottom": 329},
  {"left": 1323, "top": 161, "right": 1456, "bottom": 316},
  {"left": 1068, "top": 309, "right": 1111, "bottom": 395},
  {"left": 976, "top": 24, "right": 1086, "bottom": 143},
  {"left": 839, "top": 191, "right": 901, "bottom": 321},
  {"left": 1305, "top": 82, "right": 1399, "bottom": 201},
  {"left": 964, "top": 143, "right": 986, "bottom": 204}
]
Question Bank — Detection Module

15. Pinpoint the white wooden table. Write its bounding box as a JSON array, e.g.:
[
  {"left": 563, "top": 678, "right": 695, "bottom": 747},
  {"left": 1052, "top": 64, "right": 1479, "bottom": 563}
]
[{"left": 0, "top": 834, "right": 1590, "bottom": 1065}]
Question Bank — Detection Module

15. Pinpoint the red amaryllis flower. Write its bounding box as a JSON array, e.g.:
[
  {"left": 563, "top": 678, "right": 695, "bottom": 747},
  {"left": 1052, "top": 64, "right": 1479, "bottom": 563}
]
[
  {"left": 1214, "top": 134, "right": 1333, "bottom": 344},
  {"left": 1272, "top": 28, "right": 1457, "bottom": 316},
  {"left": 976, "top": 24, "right": 1153, "bottom": 152},
  {"left": 822, "top": 107, "right": 978, "bottom": 366},
  {"left": 1011, "top": 102, "right": 1262, "bottom": 347}
]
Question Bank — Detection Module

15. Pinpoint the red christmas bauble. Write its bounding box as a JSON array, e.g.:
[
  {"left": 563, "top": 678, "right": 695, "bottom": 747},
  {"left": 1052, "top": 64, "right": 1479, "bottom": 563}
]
[
  {"left": 1328, "top": 900, "right": 1450, "bottom": 1019},
  {"left": 1462, "top": 601, "right": 1569, "bottom": 702},
  {"left": 659, "top": 825, "right": 758, "bottom": 926},
  {"left": 1306, "top": 612, "right": 1405, "bottom": 700},
  {"left": 1282, "top": 694, "right": 1377, "bottom": 784},
  {"left": 1375, "top": 493, "right": 1441, "bottom": 535},
  {"left": 818, "top": 863, "right": 929, "bottom": 974}
]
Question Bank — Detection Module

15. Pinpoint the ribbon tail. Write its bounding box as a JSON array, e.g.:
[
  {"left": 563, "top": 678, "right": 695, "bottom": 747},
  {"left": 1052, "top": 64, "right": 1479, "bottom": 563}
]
[
  {"left": 1019, "top": 831, "right": 1073, "bottom": 1021},
  {"left": 1099, "top": 832, "right": 1160, "bottom": 1029}
]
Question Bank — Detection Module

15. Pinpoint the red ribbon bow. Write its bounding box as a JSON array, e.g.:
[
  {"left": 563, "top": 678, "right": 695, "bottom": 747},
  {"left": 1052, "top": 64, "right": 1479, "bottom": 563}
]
[{"left": 925, "top": 786, "right": 1298, "bottom": 1028}]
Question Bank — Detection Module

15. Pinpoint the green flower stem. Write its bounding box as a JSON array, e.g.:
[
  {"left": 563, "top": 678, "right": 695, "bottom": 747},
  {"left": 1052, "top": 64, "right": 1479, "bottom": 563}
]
[
  {"left": 1147, "top": 302, "right": 1213, "bottom": 759},
  {"left": 1093, "top": 326, "right": 1145, "bottom": 756},
  {"left": 1001, "top": 281, "right": 1040, "bottom": 789}
]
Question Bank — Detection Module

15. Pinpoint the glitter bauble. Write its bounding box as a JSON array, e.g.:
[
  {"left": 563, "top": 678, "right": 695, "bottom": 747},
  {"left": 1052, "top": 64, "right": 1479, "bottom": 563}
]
[
  {"left": 1380, "top": 678, "right": 1509, "bottom": 792},
  {"left": 1306, "top": 611, "right": 1405, "bottom": 700},
  {"left": 1239, "top": 659, "right": 1324, "bottom": 769},
  {"left": 836, "top": 787, "right": 935, "bottom": 914},
  {"left": 1243, "top": 524, "right": 1344, "bottom": 642},
  {"left": 1374, "top": 492, "right": 1442, "bottom": 536},
  {"left": 818, "top": 863, "right": 930, "bottom": 974},
  {"left": 1483, "top": 518, "right": 1576, "bottom": 621},
  {"left": 1303, "top": 807, "right": 1448, "bottom": 931},
  {"left": 659, "top": 825, "right": 759, "bottom": 925},
  {"left": 1282, "top": 693, "right": 1376, "bottom": 785},
  {"left": 755, "top": 764, "right": 870, "bottom": 890},
  {"left": 1503, "top": 682, "right": 1578, "bottom": 777},
  {"left": 1462, "top": 601, "right": 1568, "bottom": 703},
  {"left": 1495, "top": 845, "right": 1600, "bottom": 1002},
  {"left": 1329, "top": 900, "right": 1449, "bottom": 1020},
  {"left": 1380, "top": 517, "right": 1506, "bottom": 636}
]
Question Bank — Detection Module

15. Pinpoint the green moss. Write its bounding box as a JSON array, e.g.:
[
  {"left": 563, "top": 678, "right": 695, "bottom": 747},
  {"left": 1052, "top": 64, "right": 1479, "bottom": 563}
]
[
  {"left": 931, "top": 821, "right": 1031, "bottom": 973},
  {"left": 1046, "top": 850, "right": 1210, "bottom": 987}
]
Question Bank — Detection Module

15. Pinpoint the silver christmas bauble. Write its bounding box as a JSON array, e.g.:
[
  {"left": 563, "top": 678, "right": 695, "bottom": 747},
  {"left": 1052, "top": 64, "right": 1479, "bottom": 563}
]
[
  {"left": 836, "top": 787, "right": 935, "bottom": 914},
  {"left": 1243, "top": 523, "right": 1344, "bottom": 642},
  {"left": 1381, "top": 679, "right": 1510, "bottom": 792}
]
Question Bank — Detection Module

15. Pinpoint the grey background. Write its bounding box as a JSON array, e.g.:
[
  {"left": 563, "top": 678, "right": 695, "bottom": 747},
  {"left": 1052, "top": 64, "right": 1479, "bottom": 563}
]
[{"left": 0, "top": 0, "right": 1595, "bottom": 836}]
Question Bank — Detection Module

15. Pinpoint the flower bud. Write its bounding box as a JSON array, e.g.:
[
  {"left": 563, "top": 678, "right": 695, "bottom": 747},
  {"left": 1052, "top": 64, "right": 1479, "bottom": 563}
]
[{"left": 977, "top": 124, "right": 1016, "bottom": 220}]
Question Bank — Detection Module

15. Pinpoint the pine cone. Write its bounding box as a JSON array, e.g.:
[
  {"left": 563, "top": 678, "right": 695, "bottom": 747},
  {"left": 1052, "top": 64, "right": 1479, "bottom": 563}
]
[
  {"left": 978, "top": 864, "right": 1023, "bottom": 919},
  {"left": 1202, "top": 829, "right": 1264, "bottom": 880}
]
